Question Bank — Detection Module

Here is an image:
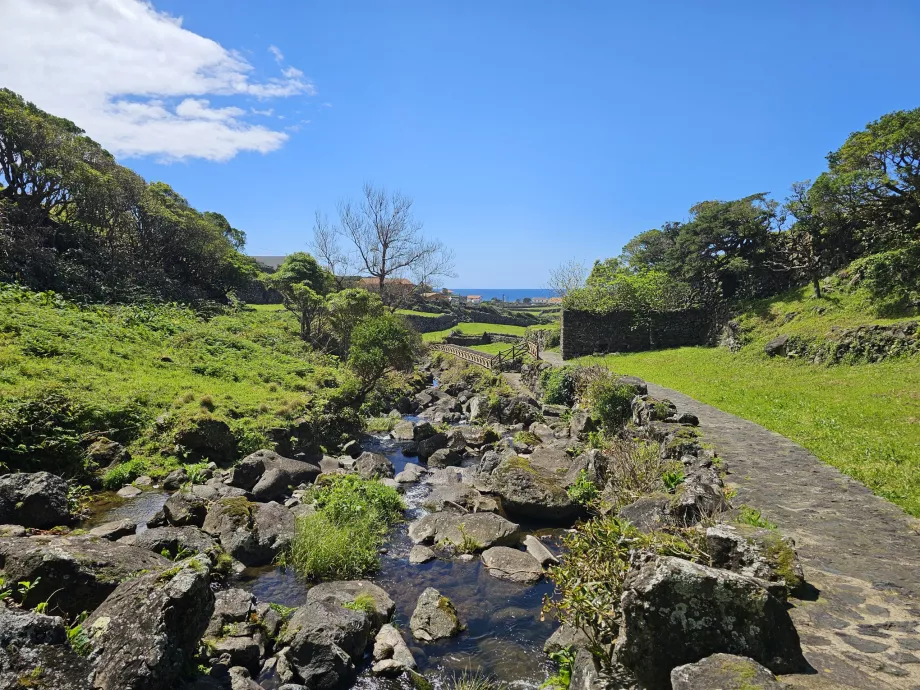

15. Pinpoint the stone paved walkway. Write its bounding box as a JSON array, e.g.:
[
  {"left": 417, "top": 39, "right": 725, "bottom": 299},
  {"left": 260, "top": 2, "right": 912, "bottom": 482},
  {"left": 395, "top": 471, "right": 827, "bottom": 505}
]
[{"left": 647, "top": 382, "right": 920, "bottom": 689}]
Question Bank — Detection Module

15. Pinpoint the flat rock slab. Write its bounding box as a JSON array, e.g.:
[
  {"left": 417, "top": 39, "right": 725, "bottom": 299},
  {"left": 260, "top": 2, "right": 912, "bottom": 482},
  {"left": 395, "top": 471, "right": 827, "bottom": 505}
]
[
  {"left": 671, "top": 654, "right": 784, "bottom": 690},
  {"left": 481, "top": 546, "right": 543, "bottom": 584},
  {"left": 646, "top": 382, "right": 920, "bottom": 689},
  {"left": 408, "top": 511, "right": 521, "bottom": 551}
]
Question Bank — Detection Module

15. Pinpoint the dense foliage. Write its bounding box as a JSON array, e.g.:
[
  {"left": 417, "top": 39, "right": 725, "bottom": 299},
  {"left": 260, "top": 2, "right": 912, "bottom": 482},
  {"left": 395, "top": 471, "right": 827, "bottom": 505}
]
[
  {"left": 565, "top": 107, "right": 920, "bottom": 315},
  {"left": 0, "top": 89, "right": 257, "bottom": 302}
]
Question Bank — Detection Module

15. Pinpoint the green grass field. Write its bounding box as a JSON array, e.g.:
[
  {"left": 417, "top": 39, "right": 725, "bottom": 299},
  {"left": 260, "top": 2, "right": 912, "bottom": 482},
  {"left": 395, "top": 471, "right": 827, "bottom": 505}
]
[
  {"left": 576, "top": 347, "right": 920, "bottom": 516},
  {"left": 395, "top": 308, "right": 444, "bottom": 317},
  {"left": 468, "top": 342, "right": 514, "bottom": 355},
  {"left": 421, "top": 321, "right": 551, "bottom": 343}
]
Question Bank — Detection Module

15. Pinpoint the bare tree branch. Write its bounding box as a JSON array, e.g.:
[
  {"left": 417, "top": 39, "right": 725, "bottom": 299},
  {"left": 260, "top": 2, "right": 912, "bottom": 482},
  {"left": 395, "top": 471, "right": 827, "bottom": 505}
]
[
  {"left": 547, "top": 259, "right": 587, "bottom": 297},
  {"left": 311, "top": 210, "right": 350, "bottom": 288}
]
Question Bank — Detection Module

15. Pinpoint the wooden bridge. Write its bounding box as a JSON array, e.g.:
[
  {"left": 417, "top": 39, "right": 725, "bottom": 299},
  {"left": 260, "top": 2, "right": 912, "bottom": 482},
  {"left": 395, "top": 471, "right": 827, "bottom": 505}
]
[{"left": 429, "top": 342, "right": 529, "bottom": 372}]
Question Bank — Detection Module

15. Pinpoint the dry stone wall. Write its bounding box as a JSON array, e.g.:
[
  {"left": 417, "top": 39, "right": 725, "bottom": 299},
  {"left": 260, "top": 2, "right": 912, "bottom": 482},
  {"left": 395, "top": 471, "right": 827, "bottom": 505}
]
[{"left": 560, "top": 308, "right": 712, "bottom": 359}]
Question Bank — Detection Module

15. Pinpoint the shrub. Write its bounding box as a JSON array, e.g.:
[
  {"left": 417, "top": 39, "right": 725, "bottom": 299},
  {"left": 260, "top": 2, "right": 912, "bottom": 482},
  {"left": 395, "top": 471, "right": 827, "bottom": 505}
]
[
  {"left": 585, "top": 375, "right": 635, "bottom": 431},
  {"left": 736, "top": 505, "right": 777, "bottom": 529},
  {"left": 566, "top": 469, "right": 598, "bottom": 507},
  {"left": 602, "top": 440, "right": 665, "bottom": 510},
  {"left": 541, "top": 366, "right": 578, "bottom": 406},
  {"left": 545, "top": 517, "right": 706, "bottom": 665},
  {"left": 364, "top": 415, "right": 399, "bottom": 433},
  {"left": 311, "top": 474, "right": 404, "bottom": 527},
  {"left": 850, "top": 241, "right": 920, "bottom": 316}
]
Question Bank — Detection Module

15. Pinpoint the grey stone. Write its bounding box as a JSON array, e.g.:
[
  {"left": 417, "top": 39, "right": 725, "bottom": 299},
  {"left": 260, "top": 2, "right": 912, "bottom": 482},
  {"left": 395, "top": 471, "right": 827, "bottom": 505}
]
[
  {"left": 395, "top": 463, "right": 425, "bottom": 483},
  {"left": 228, "top": 454, "right": 266, "bottom": 491},
  {"left": 764, "top": 334, "right": 790, "bottom": 356},
  {"left": 408, "top": 511, "right": 521, "bottom": 551},
  {"left": 481, "top": 546, "right": 544, "bottom": 584},
  {"left": 390, "top": 421, "right": 416, "bottom": 441},
  {"left": 0, "top": 604, "right": 66, "bottom": 646},
  {"left": 544, "top": 624, "right": 590, "bottom": 655},
  {"left": 0, "top": 471, "right": 72, "bottom": 528},
  {"left": 164, "top": 489, "right": 209, "bottom": 526},
  {"left": 133, "top": 525, "right": 218, "bottom": 559},
  {"left": 490, "top": 448, "right": 579, "bottom": 521},
  {"left": 372, "top": 623, "right": 417, "bottom": 676},
  {"left": 427, "top": 447, "right": 462, "bottom": 469},
  {"left": 205, "top": 588, "right": 257, "bottom": 637},
  {"left": 0, "top": 643, "right": 95, "bottom": 690},
  {"left": 569, "top": 409, "right": 597, "bottom": 438},
  {"left": 409, "top": 545, "right": 436, "bottom": 564},
  {"left": 306, "top": 580, "right": 395, "bottom": 631},
  {"left": 88, "top": 518, "right": 137, "bottom": 541},
  {"left": 524, "top": 534, "right": 559, "bottom": 566},
  {"left": 413, "top": 422, "right": 437, "bottom": 442},
  {"left": 86, "top": 557, "right": 215, "bottom": 690},
  {"left": 670, "top": 654, "right": 784, "bottom": 690},
  {"left": 355, "top": 452, "right": 395, "bottom": 479},
  {"left": 117, "top": 484, "right": 143, "bottom": 498},
  {"left": 409, "top": 587, "right": 463, "bottom": 642},
  {"left": 617, "top": 494, "right": 674, "bottom": 532},
  {"left": 417, "top": 433, "right": 448, "bottom": 458},
  {"left": 163, "top": 468, "right": 188, "bottom": 490},
  {"left": 87, "top": 437, "right": 130, "bottom": 468},
  {"left": 615, "top": 556, "right": 806, "bottom": 687},
  {"left": 202, "top": 498, "right": 294, "bottom": 566},
  {"left": 174, "top": 416, "right": 236, "bottom": 463},
  {"left": 706, "top": 523, "right": 804, "bottom": 591},
  {"left": 0, "top": 534, "right": 169, "bottom": 617},
  {"left": 275, "top": 599, "right": 372, "bottom": 689}
]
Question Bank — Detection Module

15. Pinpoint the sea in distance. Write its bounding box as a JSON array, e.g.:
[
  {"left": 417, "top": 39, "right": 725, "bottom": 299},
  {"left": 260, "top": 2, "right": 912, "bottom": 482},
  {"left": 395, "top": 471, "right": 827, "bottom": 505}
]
[{"left": 449, "top": 288, "right": 554, "bottom": 302}]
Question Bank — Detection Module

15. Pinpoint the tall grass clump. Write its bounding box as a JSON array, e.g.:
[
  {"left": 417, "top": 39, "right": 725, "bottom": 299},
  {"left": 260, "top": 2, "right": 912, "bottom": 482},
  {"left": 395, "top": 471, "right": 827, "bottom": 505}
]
[{"left": 286, "top": 474, "right": 404, "bottom": 580}]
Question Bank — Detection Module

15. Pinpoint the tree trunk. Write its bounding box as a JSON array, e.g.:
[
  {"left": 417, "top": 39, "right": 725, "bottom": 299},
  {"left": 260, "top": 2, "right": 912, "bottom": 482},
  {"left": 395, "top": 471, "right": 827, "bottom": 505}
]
[{"left": 811, "top": 274, "right": 821, "bottom": 299}]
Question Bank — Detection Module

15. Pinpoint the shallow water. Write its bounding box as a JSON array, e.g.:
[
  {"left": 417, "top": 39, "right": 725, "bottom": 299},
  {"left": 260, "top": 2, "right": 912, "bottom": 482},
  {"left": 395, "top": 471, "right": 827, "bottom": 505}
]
[{"left": 87, "top": 418, "right": 560, "bottom": 688}]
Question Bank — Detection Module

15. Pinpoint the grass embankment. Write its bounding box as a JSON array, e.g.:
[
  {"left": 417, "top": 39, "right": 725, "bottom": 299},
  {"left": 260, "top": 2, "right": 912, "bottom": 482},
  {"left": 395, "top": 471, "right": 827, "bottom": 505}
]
[
  {"left": 395, "top": 308, "right": 444, "bottom": 317},
  {"left": 575, "top": 280, "right": 920, "bottom": 516},
  {"left": 422, "top": 321, "right": 552, "bottom": 343},
  {"left": 0, "top": 286, "right": 353, "bottom": 483}
]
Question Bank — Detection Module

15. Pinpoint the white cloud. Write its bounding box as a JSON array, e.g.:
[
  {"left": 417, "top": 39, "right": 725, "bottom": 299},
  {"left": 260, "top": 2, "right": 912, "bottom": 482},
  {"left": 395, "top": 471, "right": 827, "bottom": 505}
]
[{"left": 0, "top": 0, "right": 316, "bottom": 162}]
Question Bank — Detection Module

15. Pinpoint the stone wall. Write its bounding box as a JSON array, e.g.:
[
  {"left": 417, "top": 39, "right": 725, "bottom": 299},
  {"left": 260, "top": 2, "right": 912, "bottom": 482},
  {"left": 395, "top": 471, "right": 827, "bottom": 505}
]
[
  {"left": 560, "top": 308, "right": 712, "bottom": 359},
  {"left": 401, "top": 313, "right": 457, "bottom": 333}
]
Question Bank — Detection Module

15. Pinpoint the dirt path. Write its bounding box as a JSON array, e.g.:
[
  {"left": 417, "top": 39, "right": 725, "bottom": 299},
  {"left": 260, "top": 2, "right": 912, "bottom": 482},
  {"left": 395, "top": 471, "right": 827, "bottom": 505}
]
[{"left": 646, "top": 382, "right": 920, "bottom": 689}]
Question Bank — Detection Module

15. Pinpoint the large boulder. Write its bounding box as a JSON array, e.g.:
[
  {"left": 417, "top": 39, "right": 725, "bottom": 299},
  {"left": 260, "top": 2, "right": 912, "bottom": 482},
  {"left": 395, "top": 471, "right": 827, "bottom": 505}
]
[
  {"left": 408, "top": 511, "right": 521, "bottom": 551},
  {"left": 372, "top": 623, "right": 417, "bottom": 676},
  {"left": 481, "top": 546, "right": 543, "bottom": 584},
  {"left": 202, "top": 497, "right": 294, "bottom": 566},
  {"left": 0, "top": 471, "right": 71, "bottom": 528},
  {"left": 0, "top": 603, "right": 67, "bottom": 647},
  {"left": 615, "top": 556, "right": 806, "bottom": 688},
  {"left": 355, "top": 452, "right": 395, "bottom": 480},
  {"left": 163, "top": 489, "right": 208, "bottom": 527},
  {"left": 132, "top": 525, "right": 218, "bottom": 559},
  {"left": 670, "top": 654, "right": 785, "bottom": 690},
  {"left": 499, "top": 395, "right": 541, "bottom": 426},
  {"left": 274, "top": 600, "right": 372, "bottom": 689},
  {"left": 705, "top": 524, "right": 804, "bottom": 592},
  {"left": 87, "top": 437, "right": 130, "bottom": 468},
  {"left": 228, "top": 453, "right": 266, "bottom": 491},
  {"left": 0, "top": 535, "right": 169, "bottom": 617},
  {"left": 390, "top": 421, "right": 416, "bottom": 442},
  {"left": 250, "top": 451, "right": 321, "bottom": 501},
  {"left": 395, "top": 463, "right": 425, "bottom": 483},
  {"left": 174, "top": 415, "right": 237, "bottom": 463},
  {"left": 201, "top": 588, "right": 275, "bottom": 675},
  {"left": 423, "top": 484, "right": 499, "bottom": 514},
  {"left": 426, "top": 448, "right": 462, "bottom": 469},
  {"left": 490, "top": 448, "right": 579, "bottom": 521},
  {"left": 85, "top": 557, "right": 215, "bottom": 690},
  {"left": 306, "top": 580, "right": 395, "bottom": 631},
  {"left": 0, "top": 641, "right": 95, "bottom": 690},
  {"left": 409, "top": 587, "right": 463, "bottom": 642},
  {"left": 417, "top": 433, "right": 448, "bottom": 459}
]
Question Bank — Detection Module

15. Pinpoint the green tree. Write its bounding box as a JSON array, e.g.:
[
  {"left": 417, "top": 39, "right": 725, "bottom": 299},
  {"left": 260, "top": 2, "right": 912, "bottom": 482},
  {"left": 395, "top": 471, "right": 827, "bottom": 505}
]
[
  {"left": 620, "top": 225, "right": 678, "bottom": 271},
  {"left": 325, "top": 288, "right": 385, "bottom": 354},
  {"left": 204, "top": 211, "right": 246, "bottom": 250},
  {"left": 267, "top": 252, "right": 334, "bottom": 341},
  {"left": 347, "top": 313, "right": 420, "bottom": 403},
  {"left": 811, "top": 107, "right": 920, "bottom": 251}
]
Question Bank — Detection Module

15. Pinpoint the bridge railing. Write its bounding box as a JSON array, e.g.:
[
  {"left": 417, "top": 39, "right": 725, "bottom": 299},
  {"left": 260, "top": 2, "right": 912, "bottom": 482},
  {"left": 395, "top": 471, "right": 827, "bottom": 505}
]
[{"left": 428, "top": 343, "right": 495, "bottom": 369}]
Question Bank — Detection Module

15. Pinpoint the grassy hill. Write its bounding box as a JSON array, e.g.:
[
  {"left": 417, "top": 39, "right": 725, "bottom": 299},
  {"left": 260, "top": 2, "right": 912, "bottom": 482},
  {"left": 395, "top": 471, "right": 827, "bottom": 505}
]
[
  {"left": 0, "top": 285, "right": 354, "bottom": 484},
  {"left": 574, "top": 274, "right": 920, "bottom": 515}
]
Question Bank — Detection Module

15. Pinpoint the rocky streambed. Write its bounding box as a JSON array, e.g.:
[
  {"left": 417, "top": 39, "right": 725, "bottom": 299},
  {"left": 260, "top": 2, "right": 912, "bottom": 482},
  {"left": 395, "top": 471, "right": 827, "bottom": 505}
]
[{"left": 0, "top": 360, "right": 816, "bottom": 690}]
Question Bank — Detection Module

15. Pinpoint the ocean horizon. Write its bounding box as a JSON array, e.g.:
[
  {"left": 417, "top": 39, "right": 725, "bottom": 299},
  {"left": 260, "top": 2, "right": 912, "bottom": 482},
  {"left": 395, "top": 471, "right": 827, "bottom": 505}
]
[{"left": 448, "top": 288, "right": 555, "bottom": 302}]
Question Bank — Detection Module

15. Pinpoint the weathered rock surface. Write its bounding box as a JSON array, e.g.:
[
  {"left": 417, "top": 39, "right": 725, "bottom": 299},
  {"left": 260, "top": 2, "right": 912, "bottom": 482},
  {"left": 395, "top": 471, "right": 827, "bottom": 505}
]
[
  {"left": 275, "top": 600, "right": 372, "bottom": 689},
  {"left": 174, "top": 416, "right": 237, "bottom": 463},
  {"left": 395, "top": 463, "right": 425, "bottom": 483},
  {"left": 164, "top": 489, "right": 209, "bottom": 526},
  {"left": 0, "top": 471, "right": 71, "bottom": 528},
  {"left": 670, "top": 653, "right": 785, "bottom": 690},
  {"left": 615, "top": 556, "right": 806, "bottom": 688},
  {"left": 0, "top": 641, "right": 96, "bottom": 690},
  {"left": 355, "top": 452, "right": 395, "bottom": 479},
  {"left": 117, "top": 484, "right": 143, "bottom": 498},
  {"left": 544, "top": 623, "right": 590, "bottom": 655},
  {"left": 409, "top": 545, "right": 436, "bottom": 564},
  {"left": 87, "top": 437, "right": 130, "bottom": 468},
  {"left": 409, "top": 587, "right": 463, "bottom": 642},
  {"left": 0, "top": 535, "right": 170, "bottom": 617},
  {"left": 705, "top": 524, "right": 804, "bottom": 591},
  {"left": 523, "top": 534, "right": 559, "bottom": 566},
  {"left": 390, "top": 421, "right": 416, "bottom": 441},
  {"left": 408, "top": 511, "right": 521, "bottom": 551},
  {"left": 132, "top": 525, "right": 218, "bottom": 558},
  {"left": 0, "top": 603, "right": 67, "bottom": 646},
  {"left": 481, "top": 546, "right": 544, "bottom": 584},
  {"left": 88, "top": 518, "right": 137, "bottom": 541},
  {"left": 423, "top": 483, "right": 498, "bottom": 513},
  {"left": 86, "top": 557, "right": 215, "bottom": 690},
  {"left": 427, "top": 447, "right": 462, "bottom": 469},
  {"left": 417, "top": 433, "right": 448, "bottom": 458},
  {"left": 372, "top": 623, "right": 417, "bottom": 676},
  {"left": 489, "top": 448, "right": 579, "bottom": 520},
  {"left": 228, "top": 453, "right": 266, "bottom": 491},
  {"left": 202, "top": 497, "right": 294, "bottom": 566},
  {"left": 617, "top": 494, "right": 674, "bottom": 532},
  {"left": 306, "top": 580, "right": 395, "bottom": 630}
]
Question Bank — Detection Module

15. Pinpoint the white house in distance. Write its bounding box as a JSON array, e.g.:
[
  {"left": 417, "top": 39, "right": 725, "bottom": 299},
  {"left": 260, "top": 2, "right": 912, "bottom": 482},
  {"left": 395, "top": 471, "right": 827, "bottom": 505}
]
[
  {"left": 466, "top": 295, "right": 482, "bottom": 305},
  {"left": 532, "top": 296, "right": 562, "bottom": 305}
]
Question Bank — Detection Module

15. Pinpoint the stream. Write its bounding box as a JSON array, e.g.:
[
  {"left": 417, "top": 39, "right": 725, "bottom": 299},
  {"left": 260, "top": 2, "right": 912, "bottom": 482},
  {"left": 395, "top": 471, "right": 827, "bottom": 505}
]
[{"left": 85, "top": 415, "right": 561, "bottom": 689}]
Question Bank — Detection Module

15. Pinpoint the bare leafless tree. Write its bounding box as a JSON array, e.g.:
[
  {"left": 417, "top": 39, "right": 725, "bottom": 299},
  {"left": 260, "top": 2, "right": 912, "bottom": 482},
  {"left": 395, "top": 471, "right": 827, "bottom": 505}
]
[
  {"left": 311, "top": 210, "right": 350, "bottom": 289},
  {"left": 335, "top": 183, "right": 455, "bottom": 308},
  {"left": 547, "top": 258, "right": 587, "bottom": 297}
]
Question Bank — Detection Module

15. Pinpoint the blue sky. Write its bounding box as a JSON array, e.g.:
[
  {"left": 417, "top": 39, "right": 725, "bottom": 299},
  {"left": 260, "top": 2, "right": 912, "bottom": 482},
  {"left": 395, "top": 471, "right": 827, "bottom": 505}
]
[{"left": 5, "top": 1, "right": 920, "bottom": 287}]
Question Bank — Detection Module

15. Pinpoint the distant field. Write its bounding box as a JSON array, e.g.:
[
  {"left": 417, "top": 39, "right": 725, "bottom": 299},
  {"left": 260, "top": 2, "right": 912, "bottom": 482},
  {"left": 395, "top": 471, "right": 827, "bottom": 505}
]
[
  {"left": 468, "top": 342, "right": 513, "bottom": 355},
  {"left": 395, "top": 308, "right": 444, "bottom": 317},
  {"left": 577, "top": 347, "right": 920, "bottom": 516},
  {"left": 249, "top": 303, "right": 285, "bottom": 311},
  {"left": 422, "top": 322, "right": 551, "bottom": 343}
]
